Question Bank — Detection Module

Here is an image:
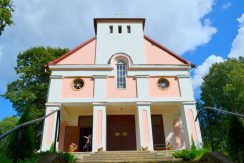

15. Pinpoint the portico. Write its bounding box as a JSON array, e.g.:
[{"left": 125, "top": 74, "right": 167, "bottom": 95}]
[{"left": 41, "top": 100, "right": 201, "bottom": 152}]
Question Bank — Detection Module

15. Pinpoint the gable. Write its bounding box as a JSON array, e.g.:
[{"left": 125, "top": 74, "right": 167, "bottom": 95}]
[
  {"left": 49, "top": 37, "right": 96, "bottom": 65},
  {"left": 144, "top": 35, "right": 190, "bottom": 65},
  {"left": 48, "top": 35, "right": 193, "bottom": 66}
]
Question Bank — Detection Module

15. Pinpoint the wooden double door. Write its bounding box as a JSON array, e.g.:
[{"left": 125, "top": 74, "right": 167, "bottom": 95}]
[{"left": 107, "top": 115, "right": 136, "bottom": 151}]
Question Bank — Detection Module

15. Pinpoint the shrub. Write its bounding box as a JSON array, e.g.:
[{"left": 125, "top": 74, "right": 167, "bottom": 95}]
[
  {"left": 60, "top": 152, "right": 76, "bottom": 163},
  {"left": 7, "top": 108, "right": 35, "bottom": 162},
  {"left": 17, "top": 152, "right": 49, "bottom": 163},
  {"left": 49, "top": 142, "right": 55, "bottom": 153},
  {"left": 173, "top": 142, "right": 209, "bottom": 161},
  {"left": 0, "top": 152, "right": 12, "bottom": 163},
  {"left": 227, "top": 116, "right": 244, "bottom": 162}
]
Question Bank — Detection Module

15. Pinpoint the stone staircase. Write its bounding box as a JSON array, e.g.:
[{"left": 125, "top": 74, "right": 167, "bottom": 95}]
[{"left": 73, "top": 151, "right": 182, "bottom": 163}]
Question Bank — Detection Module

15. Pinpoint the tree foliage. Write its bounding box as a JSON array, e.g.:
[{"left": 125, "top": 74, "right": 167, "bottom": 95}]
[
  {"left": 2, "top": 46, "right": 69, "bottom": 150},
  {"left": 7, "top": 108, "right": 34, "bottom": 162},
  {"left": 0, "top": 0, "right": 14, "bottom": 35},
  {"left": 227, "top": 116, "right": 244, "bottom": 161},
  {"left": 201, "top": 57, "right": 244, "bottom": 114},
  {"left": 196, "top": 100, "right": 228, "bottom": 151},
  {"left": 0, "top": 116, "right": 18, "bottom": 152},
  {"left": 2, "top": 47, "right": 68, "bottom": 118},
  {"left": 200, "top": 57, "right": 244, "bottom": 157}
]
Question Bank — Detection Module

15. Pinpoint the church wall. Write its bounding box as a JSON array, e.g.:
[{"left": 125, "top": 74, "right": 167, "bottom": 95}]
[
  {"left": 106, "top": 77, "right": 137, "bottom": 98},
  {"left": 57, "top": 39, "right": 96, "bottom": 64},
  {"left": 61, "top": 77, "right": 94, "bottom": 98},
  {"left": 144, "top": 39, "right": 185, "bottom": 65},
  {"left": 148, "top": 77, "right": 181, "bottom": 97}
]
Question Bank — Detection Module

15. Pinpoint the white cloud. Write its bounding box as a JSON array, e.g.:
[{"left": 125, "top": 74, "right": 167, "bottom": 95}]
[
  {"left": 228, "top": 14, "right": 244, "bottom": 58},
  {"left": 192, "top": 13, "right": 244, "bottom": 91},
  {"left": 192, "top": 55, "right": 224, "bottom": 89},
  {"left": 221, "top": 2, "right": 232, "bottom": 10},
  {"left": 0, "top": 0, "right": 217, "bottom": 93}
]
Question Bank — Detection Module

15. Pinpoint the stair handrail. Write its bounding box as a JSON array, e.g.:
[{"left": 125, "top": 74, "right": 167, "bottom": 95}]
[
  {"left": 195, "top": 106, "right": 244, "bottom": 151},
  {"left": 0, "top": 110, "right": 59, "bottom": 140},
  {"left": 195, "top": 106, "right": 244, "bottom": 122}
]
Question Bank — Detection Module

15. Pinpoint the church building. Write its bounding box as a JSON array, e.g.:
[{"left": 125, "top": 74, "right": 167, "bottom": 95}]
[{"left": 40, "top": 18, "right": 202, "bottom": 152}]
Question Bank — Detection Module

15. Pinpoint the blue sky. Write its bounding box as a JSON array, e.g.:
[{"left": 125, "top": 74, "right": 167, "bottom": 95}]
[{"left": 0, "top": 0, "right": 244, "bottom": 120}]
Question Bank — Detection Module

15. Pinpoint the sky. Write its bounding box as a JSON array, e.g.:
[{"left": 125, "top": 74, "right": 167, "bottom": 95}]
[{"left": 0, "top": 0, "right": 244, "bottom": 120}]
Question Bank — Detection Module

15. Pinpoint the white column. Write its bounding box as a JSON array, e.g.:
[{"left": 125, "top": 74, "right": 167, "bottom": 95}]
[
  {"left": 92, "top": 103, "right": 107, "bottom": 152},
  {"left": 136, "top": 102, "right": 153, "bottom": 151},
  {"left": 47, "top": 75, "right": 62, "bottom": 102},
  {"left": 177, "top": 74, "right": 194, "bottom": 101},
  {"left": 180, "top": 102, "right": 203, "bottom": 149},
  {"left": 40, "top": 103, "right": 61, "bottom": 151}
]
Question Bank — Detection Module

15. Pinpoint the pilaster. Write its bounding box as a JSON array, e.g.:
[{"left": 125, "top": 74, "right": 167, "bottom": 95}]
[
  {"left": 40, "top": 103, "right": 61, "bottom": 151},
  {"left": 136, "top": 102, "right": 153, "bottom": 151},
  {"left": 180, "top": 102, "right": 202, "bottom": 149},
  {"left": 92, "top": 102, "right": 107, "bottom": 152}
]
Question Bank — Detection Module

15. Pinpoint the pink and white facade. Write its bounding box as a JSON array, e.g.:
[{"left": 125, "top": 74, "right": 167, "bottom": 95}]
[{"left": 40, "top": 18, "right": 202, "bottom": 152}]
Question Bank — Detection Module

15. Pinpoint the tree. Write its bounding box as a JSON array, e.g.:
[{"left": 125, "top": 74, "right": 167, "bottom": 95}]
[
  {"left": 7, "top": 108, "right": 34, "bottom": 162},
  {"left": 0, "top": 116, "right": 18, "bottom": 152},
  {"left": 200, "top": 57, "right": 244, "bottom": 156},
  {"left": 196, "top": 100, "right": 228, "bottom": 151},
  {"left": 227, "top": 116, "right": 244, "bottom": 161},
  {"left": 2, "top": 47, "right": 69, "bottom": 149},
  {"left": 0, "top": 0, "right": 14, "bottom": 35},
  {"left": 201, "top": 57, "right": 244, "bottom": 114}
]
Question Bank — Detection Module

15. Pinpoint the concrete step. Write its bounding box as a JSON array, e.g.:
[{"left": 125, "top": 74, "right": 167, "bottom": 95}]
[
  {"left": 76, "top": 158, "right": 182, "bottom": 163},
  {"left": 83, "top": 156, "right": 174, "bottom": 159},
  {"left": 73, "top": 151, "right": 180, "bottom": 163}
]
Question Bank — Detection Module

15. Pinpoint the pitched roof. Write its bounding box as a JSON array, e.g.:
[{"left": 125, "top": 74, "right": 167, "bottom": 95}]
[{"left": 144, "top": 35, "right": 195, "bottom": 67}]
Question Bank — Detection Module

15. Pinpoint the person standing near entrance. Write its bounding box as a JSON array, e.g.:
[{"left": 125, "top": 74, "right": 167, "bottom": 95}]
[{"left": 83, "top": 134, "right": 92, "bottom": 151}]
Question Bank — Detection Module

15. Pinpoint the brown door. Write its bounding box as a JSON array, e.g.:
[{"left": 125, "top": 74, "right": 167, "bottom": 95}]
[
  {"left": 151, "top": 115, "right": 165, "bottom": 150},
  {"left": 107, "top": 115, "right": 136, "bottom": 151},
  {"left": 63, "top": 126, "right": 80, "bottom": 152}
]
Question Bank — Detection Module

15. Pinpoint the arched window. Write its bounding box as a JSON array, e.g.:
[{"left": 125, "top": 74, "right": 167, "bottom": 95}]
[{"left": 117, "top": 61, "right": 126, "bottom": 88}]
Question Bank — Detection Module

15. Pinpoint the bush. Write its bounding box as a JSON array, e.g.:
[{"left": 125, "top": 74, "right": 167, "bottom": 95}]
[
  {"left": 173, "top": 142, "right": 209, "bottom": 161},
  {"left": 49, "top": 142, "right": 55, "bottom": 153},
  {"left": 60, "top": 152, "right": 75, "bottom": 163},
  {"left": 0, "top": 152, "right": 12, "bottom": 163},
  {"left": 16, "top": 152, "right": 49, "bottom": 163},
  {"left": 227, "top": 116, "right": 244, "bottom": 162},
  {"left": 7, "top": 109, "right": 35, "bottom": 162},
  {"left": 0, "top": 116, "right": 18, "bottom": 152}
]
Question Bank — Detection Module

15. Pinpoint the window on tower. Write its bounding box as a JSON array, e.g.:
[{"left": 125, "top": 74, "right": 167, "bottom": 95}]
[
  {"left": 117, "top": 61, "right": 126, "bottom": 88},
  {"left": 118, "top": 26, "right": 122, "bottom": 33},
  {"left": 127, "top": 25, "right": 131, "bottom": 33},
  {"left": 109, "top": 26, "right": 113, "bottom": 33}
]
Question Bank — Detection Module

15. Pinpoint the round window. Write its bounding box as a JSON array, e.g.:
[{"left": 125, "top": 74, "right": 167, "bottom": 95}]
[
  {"left": 157, "top": 78, "right": 169, "bottom": 90},
  {"left": 72, "top": 78, "right": 84, "bottom": 90}
]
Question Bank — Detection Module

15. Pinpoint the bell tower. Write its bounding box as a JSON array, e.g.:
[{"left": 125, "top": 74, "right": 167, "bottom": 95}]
[{"left": 94, "top": 18, "right": 146, "bottom": 64}]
